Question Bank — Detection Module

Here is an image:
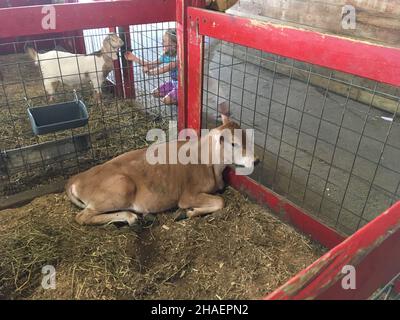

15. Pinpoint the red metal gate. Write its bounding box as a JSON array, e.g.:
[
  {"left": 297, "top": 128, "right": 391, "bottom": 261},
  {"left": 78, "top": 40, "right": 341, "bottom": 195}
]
[{"left": 180, "top": 2, "right": 400, "bottom": 300}]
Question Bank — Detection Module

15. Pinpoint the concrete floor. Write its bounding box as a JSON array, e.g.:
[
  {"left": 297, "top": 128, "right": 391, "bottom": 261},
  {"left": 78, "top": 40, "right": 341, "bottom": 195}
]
[{"left": 202, "top": 41, "right": 400, "bottom": 235}]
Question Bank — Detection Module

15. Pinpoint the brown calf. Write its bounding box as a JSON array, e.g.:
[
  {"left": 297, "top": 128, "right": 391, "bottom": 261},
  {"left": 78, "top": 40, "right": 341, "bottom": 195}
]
[{"left": 66, "top": 115, "right": 258, "bottom": 226}]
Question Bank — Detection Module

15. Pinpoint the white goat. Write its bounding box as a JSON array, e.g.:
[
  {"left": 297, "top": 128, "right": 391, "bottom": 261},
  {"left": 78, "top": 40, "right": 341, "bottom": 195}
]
[{"left": 26, "top": 33, "right": 124, "bottom": 102}]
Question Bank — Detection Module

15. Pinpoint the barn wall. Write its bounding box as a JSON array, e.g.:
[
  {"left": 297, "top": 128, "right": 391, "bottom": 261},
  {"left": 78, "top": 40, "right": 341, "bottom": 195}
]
[{"left": 228, "top": 0, "right": 399, "bottom": 47}]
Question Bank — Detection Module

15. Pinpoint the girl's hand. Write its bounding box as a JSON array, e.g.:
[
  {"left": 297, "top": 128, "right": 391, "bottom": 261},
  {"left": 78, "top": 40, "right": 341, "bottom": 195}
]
[
  {"left": 145, "top": 68, "right": 158, "bottom": 76},
  {"left": 124, "top": 51, "right": 139, "bottom": 63}
]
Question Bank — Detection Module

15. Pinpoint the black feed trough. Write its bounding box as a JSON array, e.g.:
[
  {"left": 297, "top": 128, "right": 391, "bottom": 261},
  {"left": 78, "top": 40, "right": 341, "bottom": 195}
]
[{"left": 27, "top": 99, "right": 89, "bottom": 135}]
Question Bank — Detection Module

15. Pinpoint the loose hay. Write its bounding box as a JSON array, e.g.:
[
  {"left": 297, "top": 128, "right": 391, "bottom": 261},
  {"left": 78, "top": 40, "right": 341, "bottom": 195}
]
[{"left": 0, "top": 187, "right": 326, "bottom": 300}]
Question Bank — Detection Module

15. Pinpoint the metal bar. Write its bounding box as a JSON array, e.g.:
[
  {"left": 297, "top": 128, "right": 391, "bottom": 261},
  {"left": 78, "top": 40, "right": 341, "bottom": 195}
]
[
  {"left": 177, "top": 0, "right": 206, "bottom": 131},
  {"left": 176, "top": 0, "right": 189, "bottom": 131},
  {"left": 265, "top": 200, "right": 400, "bottom": 300},
  {"left": 187, "top": 7, "right": 400, "bottom": 87},
  {"left": 0, "top": 0, "right": 176, "bottom": 39}
]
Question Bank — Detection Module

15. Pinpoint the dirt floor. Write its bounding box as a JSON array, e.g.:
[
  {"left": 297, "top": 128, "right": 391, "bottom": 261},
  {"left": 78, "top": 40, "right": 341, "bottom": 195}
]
[{"left": 0, "top": 187, "right": 325, "bottom": 300}]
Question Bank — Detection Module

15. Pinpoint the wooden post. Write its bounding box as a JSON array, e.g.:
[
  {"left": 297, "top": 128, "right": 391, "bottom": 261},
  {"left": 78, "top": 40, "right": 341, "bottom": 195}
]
[{"left": 228, "top": 0, "right": 400, "bottom": 47}]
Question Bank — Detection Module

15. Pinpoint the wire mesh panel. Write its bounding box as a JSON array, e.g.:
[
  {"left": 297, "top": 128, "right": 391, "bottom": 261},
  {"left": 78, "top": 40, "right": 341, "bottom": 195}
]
[
  {"left": 0, "top": 23, "right": 177, "bottom": 196},
  {"left": 130, "top": 22, "right": 177, "bottom": 119},
  {"left": 203, "top": 37, "right": 400, "bottom": 235}
]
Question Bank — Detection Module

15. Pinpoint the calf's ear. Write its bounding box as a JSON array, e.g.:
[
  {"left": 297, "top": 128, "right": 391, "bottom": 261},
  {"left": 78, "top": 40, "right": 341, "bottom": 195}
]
[{"left": 217, "top": 101, "right": 230, "bottom": 125}]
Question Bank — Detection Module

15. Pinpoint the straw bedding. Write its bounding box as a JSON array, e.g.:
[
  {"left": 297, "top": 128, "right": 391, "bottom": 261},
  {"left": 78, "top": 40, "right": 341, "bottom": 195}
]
[{"left": 0, "top": 187, "right": 325, "bottom": 300}]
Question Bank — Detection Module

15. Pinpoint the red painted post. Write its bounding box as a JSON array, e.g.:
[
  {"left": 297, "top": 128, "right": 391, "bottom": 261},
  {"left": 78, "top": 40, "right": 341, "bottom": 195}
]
[
  {"left": 176, "top": 0, "right": 189, "bottom": 132},
  {"left": 176, "top": 0, "right": 206, "bottom": 132},
  {"left": 186, "top": 14, "right": 204, "bottom": 133},
  {"left": 121, "top": 25, "right": 135, "bottom": 99}
]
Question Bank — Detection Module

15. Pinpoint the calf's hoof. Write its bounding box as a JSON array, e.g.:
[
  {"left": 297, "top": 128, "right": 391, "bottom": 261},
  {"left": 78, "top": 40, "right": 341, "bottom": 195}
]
[{"left": 174, "top": 211, "right": 188, "bottom": 221}]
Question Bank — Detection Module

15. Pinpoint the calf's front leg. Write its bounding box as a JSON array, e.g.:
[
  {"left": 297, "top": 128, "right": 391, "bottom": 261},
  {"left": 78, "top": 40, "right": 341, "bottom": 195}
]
[
  {"left": 179, "top": 193, "right": 224, "bottom": 218},
  {"left": 75, "top": 207, "right": 138, "bottom": 226}
]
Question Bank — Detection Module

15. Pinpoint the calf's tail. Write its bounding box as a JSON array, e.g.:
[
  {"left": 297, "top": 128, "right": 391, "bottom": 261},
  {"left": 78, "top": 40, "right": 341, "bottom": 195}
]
[{"left": 65, "top": 178, "right": 86, "bottom": 209}]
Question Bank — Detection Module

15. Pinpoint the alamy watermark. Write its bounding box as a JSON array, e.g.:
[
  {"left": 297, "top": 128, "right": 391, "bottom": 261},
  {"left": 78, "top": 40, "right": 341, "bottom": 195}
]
[
  {"left": 341, "top": 264, "right": 356, "bottom": 290},
  {"left": 41, "top": 5, "right": 56, "bottom": 30},
  {"left": 41, "top": 265, "right": 56, "bottom": 290},
  {"left": 341, "top": 5, "right": 356, "bottom": 30}
]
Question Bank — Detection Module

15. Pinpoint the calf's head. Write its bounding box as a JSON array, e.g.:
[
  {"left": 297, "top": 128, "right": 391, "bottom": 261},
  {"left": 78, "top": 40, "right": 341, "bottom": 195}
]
[{"left": 208, "top": 114, "right": 259, "bottom": 175}]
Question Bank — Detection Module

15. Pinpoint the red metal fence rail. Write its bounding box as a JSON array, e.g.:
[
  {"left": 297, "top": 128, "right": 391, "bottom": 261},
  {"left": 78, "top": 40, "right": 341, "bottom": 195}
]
[{"left": 0, "top": 0, "right": 176, "bottom": 39}]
